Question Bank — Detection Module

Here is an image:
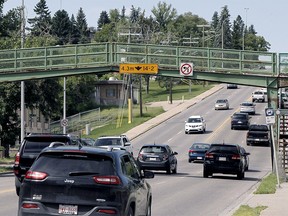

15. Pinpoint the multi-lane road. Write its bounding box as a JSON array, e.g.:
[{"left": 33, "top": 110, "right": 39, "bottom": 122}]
[{"left": 0, "top": 85, "right": 272, "bottom": 216}]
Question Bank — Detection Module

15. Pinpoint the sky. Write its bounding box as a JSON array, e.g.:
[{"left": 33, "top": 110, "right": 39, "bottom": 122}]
[{"left": 3, "top": 0, "right": 288, "bottom": 53}]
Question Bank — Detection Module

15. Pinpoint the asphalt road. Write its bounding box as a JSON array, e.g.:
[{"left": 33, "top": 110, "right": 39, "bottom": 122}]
[
  {"left": 132, "top": 85, "right": 271, "bottom": 216},
  {"left": 0, "top": 85, "right": 271, "bottom": 216}
]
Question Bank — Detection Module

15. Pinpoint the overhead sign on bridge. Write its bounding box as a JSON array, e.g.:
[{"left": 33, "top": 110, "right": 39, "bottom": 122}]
[{"left": 119, "top": 63, "right": 158, "bottom": 74}]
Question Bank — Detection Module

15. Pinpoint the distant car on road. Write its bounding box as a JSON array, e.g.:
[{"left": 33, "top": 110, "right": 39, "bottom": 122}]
[
  {"left": 240, "top": 101, "right": 256, "bottom": 115},
  {"left": 137, "top": 144, "right": 178, "bottom": 174},
  {"left": 231, "top": 112, "right": 250, "bottom": 130},
  {"left": 246, "top": 124, "right": 270, "bottom": 146},
  {"left": 94, "top": 135, "right": 133, "bottom": 155},
  {"left": 188, "top": 143, "right": 210, "bottom": 163},
  {"left": 203, "top": 143, "right": 250, "bottom": 179},
  {"left": 185, "top": 115, "right": 206, "bottom": 134},
  {"left": 215, "top": 99, "right": 229, "bottom": 110},
  {"left": 252, "top": 90, "right": 265, "bottom": 102},
  {"left": 227, "top": 84, "right": 238, "bottom": 89}
]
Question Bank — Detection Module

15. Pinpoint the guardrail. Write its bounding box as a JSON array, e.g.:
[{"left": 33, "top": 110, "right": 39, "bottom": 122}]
[{"left": 0, "top": 42, "right": 279, "bottom": 77}]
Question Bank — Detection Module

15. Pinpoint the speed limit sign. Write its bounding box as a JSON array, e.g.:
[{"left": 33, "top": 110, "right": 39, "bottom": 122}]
[{"left": 61, "top": 118, "right": 68, "bottom": 127}]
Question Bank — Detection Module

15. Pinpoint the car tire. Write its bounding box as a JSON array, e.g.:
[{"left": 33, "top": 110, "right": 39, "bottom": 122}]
[
  {"left": 231, "top": 126, "right": 234, "bottom": 130},
  {"left": 185, "top": 131, "right": 188, "bottom": 134},
  {"left": 172, "top": 164, "right": 177, "bottom": 174},
  {"left": 166, "top": 165, "right": 171, "bottom": 174},
  {"left": 188, "top": 159, "right": 192, "bottom": 163},
  {"left": 237, "top": 170, "right": 244, "bottom": 180},
  {"left": 127, "top": 206, "right": 134, "bottom": 216},
  {"left": 146, "top": 199, "right": 152, "bottom": 216},
  {"left": 203, "top": 168, "right": 210, "bottom": 178}
]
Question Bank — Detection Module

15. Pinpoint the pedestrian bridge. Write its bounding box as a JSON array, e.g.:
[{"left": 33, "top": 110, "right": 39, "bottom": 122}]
[{"left": 0, "top": 42, "right": 288, "bottom": 89}]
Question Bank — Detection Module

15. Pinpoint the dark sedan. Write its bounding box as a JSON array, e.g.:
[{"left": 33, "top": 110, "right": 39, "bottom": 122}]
[
  {"left": 137, "top": 144, "right": 178, "bottom": 174},
  {"left": 188, "top": 143, "right": 210, "bottom": 162},
  {"left": 231, "top": 112, "right": 250, "bottom": 130}
]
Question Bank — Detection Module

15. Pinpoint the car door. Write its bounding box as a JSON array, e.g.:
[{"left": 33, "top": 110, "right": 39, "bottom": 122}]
[
  {"left": 121, "top": 154, "right": 149, "bottom": 216},
  {"left": 167, "top": 146, "right": 177, "bottom": 170}
]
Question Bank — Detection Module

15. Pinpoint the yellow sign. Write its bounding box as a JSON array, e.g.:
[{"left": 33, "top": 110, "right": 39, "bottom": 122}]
[{"left": 119, "top": 63, "right": 158, "bottom": 74}]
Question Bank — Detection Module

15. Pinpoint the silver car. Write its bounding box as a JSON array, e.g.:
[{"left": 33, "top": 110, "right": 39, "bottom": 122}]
[
  {"left": 215, "top": 99, "right": 229, "bottom": 110},
  {"left": 240, "top": 102, "right": 256, "bottom": 115}
]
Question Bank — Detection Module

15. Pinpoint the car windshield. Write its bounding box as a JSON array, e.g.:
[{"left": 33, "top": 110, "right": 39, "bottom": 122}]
[
  {"left": 209, "top": 145, "right": 238, "bottom": 154},
  {"left": 233, "top": 114, "right": 247, "bottom": 119},
  {"left": 241, "top": 102, "right": 253, "bottom": 106},
  {"left": 216, "top": 100, "right": 226, "bottom": 103},
  {"left": 94, "top": 138, "right": 121, "bottom": 146},
  {"left": 188, "top": 118, "right": 201, "bottom": 123},
  {"left": 192, "top": 143, "right": 210, "bottom": 150},
  {"left": 31, "top": 154, "right": 115, "bottom": 176},
  {"left": 250, "top": 125, "right": 268, "bottom": 131},
  {"left": 140, "top": 146, "right": 167, "bottom": 154}
]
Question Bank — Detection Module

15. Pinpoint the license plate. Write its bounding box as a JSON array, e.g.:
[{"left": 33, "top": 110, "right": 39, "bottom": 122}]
[
  {"left": 59, "top": 205, "right": 78, "bottom": 215},
  {"left": 149, "top": 157, "right": 157, "bottom": 161},
  {"left": 197, "top": 157, "right": 203, "bottom": 159},
  {"left": 218, "top": 157, "right": 226, "bottom": 161}
]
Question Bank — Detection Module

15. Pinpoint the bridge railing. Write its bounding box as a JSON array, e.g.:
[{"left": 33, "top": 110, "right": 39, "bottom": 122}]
[
  {"left": 0, "top": 42, "right": 278, "bottom": 76},
  {"left": 114, "top": 43, "right": 277, "bottom": 75}
]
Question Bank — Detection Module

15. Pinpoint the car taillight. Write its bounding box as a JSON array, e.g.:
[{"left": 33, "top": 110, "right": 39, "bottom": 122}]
[
  {"left": 189, "top": 150, "right": 194, "bottom": 153},
  {"left": 93, "top": 176, "right": 121, "bottom": 185},
  {"left": 205, "top": 153, "right": 214, "bottom": 159},
  {"left": 14, "top": 152, "right": 20, "bottom": 166},
  {"left": 97, "top": 209, "right": 117, "bottom": 214},
  {"left": 232, "top": 154, "right": 241, "bottom": 160},
  {"left": 22, "top": 203, "right": 39, "bottom": 209},
  {"left": 25, "top": 171, "right": 48, "bottom": 180},
  {"left": 163, "top": 154, "right": 169, "bottom": 161}
]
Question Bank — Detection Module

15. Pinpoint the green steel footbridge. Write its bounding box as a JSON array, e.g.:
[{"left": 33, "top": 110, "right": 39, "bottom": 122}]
[{"left": 1, "top": 42, "right": 288, "bottom": 107}]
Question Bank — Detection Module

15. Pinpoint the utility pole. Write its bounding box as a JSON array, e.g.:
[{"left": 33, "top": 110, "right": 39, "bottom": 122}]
[
  {"left": 197, "top": 25, "right": 210, "bottom": 47},
  {"left": 20, "top": 0, "right": 25, "bottom": 142}
]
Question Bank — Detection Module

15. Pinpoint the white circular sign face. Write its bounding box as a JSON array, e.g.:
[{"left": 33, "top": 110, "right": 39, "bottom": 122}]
[
  {"left": 180, "top": 63, "right": 193, "bottom": 76},
  {"left": 61, "top": 118, "right": 68, "bottom": 127},
  {"left": 265, "top": 108, "right": 274, "bottom": 116}
]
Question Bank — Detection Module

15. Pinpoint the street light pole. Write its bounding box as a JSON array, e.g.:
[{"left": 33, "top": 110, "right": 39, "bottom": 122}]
[
  {"left": 243, "top": 8, "right": 249, "bottom": 50},
  {"left": 20, "top": 0, "right": 25, "bottom": 142}
]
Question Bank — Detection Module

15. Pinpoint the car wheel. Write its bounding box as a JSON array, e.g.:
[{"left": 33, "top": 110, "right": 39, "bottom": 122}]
[
  {"left": 172, "top": 164, "right": 177, "bottom": 174},
  {"left": 146, "top": 199, "right": 152, "bottom": 216},
  {"left": 188, "top": 159, "right": 192, "bottom": 163},
  {"left": 237, "top": 170, "right": 245, "bottom": 180},
  {"left": 203, "top": 168, "right": 210, "bottom": 178},
  {"left": 127, "top": 206, "right": 134, "bottom": 216},
  {"left": 231, "top": 126, "right": 234, "bottom": 130},
  {"left": 166, "top": 165, "right": 171, "bottom": 174},
  {"left": 185, "top": 131, "right": 188, "bottom": 134},
  {"left": 245, "top": 165, "right": 249, "bottom": 171}
]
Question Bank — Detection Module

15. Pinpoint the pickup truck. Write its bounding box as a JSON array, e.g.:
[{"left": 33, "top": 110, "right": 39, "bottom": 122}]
[
  {"left": 246, "top": 124, "right": 270, "bottom": 146},
  {"left": 252, "top": 90, "right": 265, "bottom": 102}
]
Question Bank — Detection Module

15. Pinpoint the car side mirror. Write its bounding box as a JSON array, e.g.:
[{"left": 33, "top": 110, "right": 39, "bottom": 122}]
[
  {"left": 246, "top": 152, "right": 250, "bottom": 156},
  {"left": 124, "top": 142, "right": 131, "bottom": 146},
  {"left": 173, "top": 152, "right": 178, "bottom": 155}
]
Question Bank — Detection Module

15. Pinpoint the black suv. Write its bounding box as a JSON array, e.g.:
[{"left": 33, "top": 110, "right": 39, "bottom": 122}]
[
  {"left": 231, "top": 112, "right": 250, "bottom": 130},
  {"left": 137, "top": 144, "right": 178, "bottom": 174},
  {"left": 18, "top": 145, "right": 154, "bottom": 216},
  {"left": 13, "top": 133, "right": 78, "bottom": 195},
  {"left": 203, "top": 144, "right": 250, "bottom": 179}
]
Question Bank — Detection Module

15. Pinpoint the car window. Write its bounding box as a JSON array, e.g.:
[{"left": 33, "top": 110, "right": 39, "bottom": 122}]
[
  {"left": 140, "top": 146, "right": 167, "bottom": 154},
  {"left": 233, "top": 114, "right": 247, "bottom": 119},
  {"left": 208, "top": 146, "right": 238, "bottom": 154},
  {"left": 250, "top": 125, "right": 268, "bottom": 131},
  {"left": 121, "top": 155, "right": 140, "bottom": 179},
  {"left": 188, "top": 118, "right": 201, "bottom": 123},
  {"left": 30, "top": 154, "right": 115, "bottom": 176},
  {"left": 95, "top": 138, "right": 121, "bottom": 146},
  {"left": 23, "top": 137, "right": 70, "bottom": 153},
  {"left": 192, "top": 144, "right": 210, "bottom": 149}
]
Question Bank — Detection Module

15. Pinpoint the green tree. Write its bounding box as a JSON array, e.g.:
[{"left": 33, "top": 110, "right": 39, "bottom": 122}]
[
  {"left": 109, "top": 9, "right": 120, "bottom": 23},
  {"left": 151, "top": 1, "right": 177, "bottom": 32},
  {"left": 69, "top": 15, "right": 80, "bottom": 44},
  {"left": 213, "top": 5, "right": 232, "bottom": 49},
  {"left": 27, "top": 0, "right": 52, "bottom": 36},
  {"left": 76, "top": 7, "right": 90, "bottom": 43},
  {"left": 51, "top": 10, "right": 71, "bottom": 45},
  {"left": 130, "top": 5, "right": 141, "bottom": 23},
  {"left": 0, "top": 82, "right": 21, "bottom": 157},
  {"left": 231, "top": 15, "right": 244, "bottom": 50},
  {"left": 98, "top": 11, "right": 110, "bottom": 29}
]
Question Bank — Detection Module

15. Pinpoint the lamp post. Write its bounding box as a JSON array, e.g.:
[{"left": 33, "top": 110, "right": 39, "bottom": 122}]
[
  {"left": 20, "top": 0, "right": 25, "bottom": 142},
  {"left": 243, "top": 8, "right": 249, "bottom": 50}
]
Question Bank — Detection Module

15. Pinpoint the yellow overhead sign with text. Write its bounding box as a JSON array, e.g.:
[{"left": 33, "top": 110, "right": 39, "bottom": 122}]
[{"left": 119, "top": 63, "right": 158, "bottom": 74}]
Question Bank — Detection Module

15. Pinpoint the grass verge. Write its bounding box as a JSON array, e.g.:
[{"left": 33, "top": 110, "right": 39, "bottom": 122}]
[{"left": 232, "top": 205, "right": 267, "bottom": 216}]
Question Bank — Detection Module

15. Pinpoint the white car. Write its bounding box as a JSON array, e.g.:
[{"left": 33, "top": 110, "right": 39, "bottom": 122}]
[
  {"left": 93, "top": 135, "right": 134, "bottom": 155},
  {"left": 215, "top": 99, "right": 229, "bottom": 110},
  {"left": 240, "top": 102, "right": 256, "bottom": 115},
  {"left": 185, "top": 115, "right": 206, "bottom": 134}
]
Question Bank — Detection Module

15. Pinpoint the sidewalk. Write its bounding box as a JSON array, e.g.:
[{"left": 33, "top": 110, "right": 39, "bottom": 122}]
[{"left": 125, "top": 84, "right": 288, "bottom": 216}]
